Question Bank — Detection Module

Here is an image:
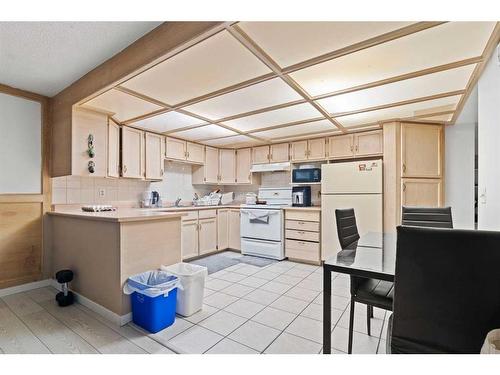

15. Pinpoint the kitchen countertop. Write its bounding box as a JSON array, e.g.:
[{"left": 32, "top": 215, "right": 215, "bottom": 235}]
[{"left": 283, "top": 206, "right": 322, "bottom": 211}]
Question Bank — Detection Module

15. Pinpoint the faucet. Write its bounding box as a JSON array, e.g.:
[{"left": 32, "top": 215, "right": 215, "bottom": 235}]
[{"left": 174, "top": 197, "right": 182, "bottom": 207}]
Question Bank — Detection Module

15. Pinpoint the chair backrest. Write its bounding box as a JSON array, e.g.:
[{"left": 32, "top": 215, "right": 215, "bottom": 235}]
[
  {"left": 401, "top": 206, "right": 453, "bottom": 228},
  {"left": 335, "top": 208, "right": 360, "bottom": 249},
  {"left": 391, "top": 226, "right": 500, "bottom": 353}
]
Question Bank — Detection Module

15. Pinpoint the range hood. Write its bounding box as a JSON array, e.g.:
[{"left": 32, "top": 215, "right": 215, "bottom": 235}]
[{"left": 250, "top": 162, "right": 291, "bottom": 173}]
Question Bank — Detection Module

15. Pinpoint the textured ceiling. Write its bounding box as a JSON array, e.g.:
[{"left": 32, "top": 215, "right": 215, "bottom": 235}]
[{"left": 0, "top": 22, "right": 161, "bottom": 96}]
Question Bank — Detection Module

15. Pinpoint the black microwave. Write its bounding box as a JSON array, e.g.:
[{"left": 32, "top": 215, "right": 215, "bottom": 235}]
[{"left": 292, "top": 168, "right": 321, "bottom": 183}]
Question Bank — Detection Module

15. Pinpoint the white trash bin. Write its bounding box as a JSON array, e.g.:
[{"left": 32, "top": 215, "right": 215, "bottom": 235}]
[{"left": 161, "top": 263, "right": 208, "bottom": 317}]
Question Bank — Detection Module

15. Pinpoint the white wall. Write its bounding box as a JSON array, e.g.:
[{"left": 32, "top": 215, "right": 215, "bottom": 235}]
[
  {"left": 445, "top": 87, "right": 477, "bottom": 229},
  {"left": 0, "top": 92, "right": 41, "bottom": 193},
  {"left": 478, "top": 44, "right": 500, "bottom": 230}
]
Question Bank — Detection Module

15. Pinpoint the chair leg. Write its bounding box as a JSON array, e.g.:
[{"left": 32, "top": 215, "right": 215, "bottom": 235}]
[
  {"left": 366, "top": 306, "right": 371, "bottom": 336},
  {"left": 348, "top": 300, "right": 355, "bottom": 354}
]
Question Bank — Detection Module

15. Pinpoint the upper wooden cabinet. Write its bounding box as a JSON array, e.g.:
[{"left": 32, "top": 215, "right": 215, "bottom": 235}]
[
  {"left": 107, "top": 121, "right": 120, "bottom": 178},
  {"left": 219, "top": 149, "right": 236, "bottom": 184},
  {"left": 236, "top": 148, "right": 252, "bottom": 184},
  {"left": 186, "top": 142, "right": 204, "bottom": 164},
  {"left": 291, "top": 139, "right": 326, "bottom": 161},
  {"left": 165, "top": 137, "right": 187, "bottom": 161},
  {"left": 252, "top": 145, "right": 270, "bottom": 164},
  {"left": 328, "top": 130, "right": 383, "bottom": 159},
  {"left": 144, "top": 132, "right": 164, "bottom": 180},
  {"left": 270, "top": 143, "right": 289, "bottom": 162},
  {"left": 121, "top": 126, "right": 144, "bottom": 179},
  {"left": 192, "top": 146, "right": 219, "bottom": 184},
  {"left": 328, "top": 134, "right": 354, "bottom": 159},
  {"left": 401, "top": 123, "right": 442, "bottom": 178}
]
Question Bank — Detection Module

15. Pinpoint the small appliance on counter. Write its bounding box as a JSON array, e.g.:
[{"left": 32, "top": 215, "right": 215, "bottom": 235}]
[
  {"left": 292, "top": 186, "right": 312, "bottom": 207},
  {"left": 292, "top": 167, "right": 321, "bottom": 183}
]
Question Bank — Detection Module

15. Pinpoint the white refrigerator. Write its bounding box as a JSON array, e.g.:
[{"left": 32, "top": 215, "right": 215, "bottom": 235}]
[{"left": 321, "top": 159, "right": 383, "bottom": 260}]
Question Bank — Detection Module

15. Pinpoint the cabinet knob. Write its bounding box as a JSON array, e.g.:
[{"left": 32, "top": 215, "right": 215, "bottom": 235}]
[
  {"left": 402, "top": 163, "right": 407, "bottom": 173},
  {"left": 403, "top": 183, "right": 406, "bottom": 192},
  {"left": 123, "top": 165, "right": 127, "bottom": 174}
]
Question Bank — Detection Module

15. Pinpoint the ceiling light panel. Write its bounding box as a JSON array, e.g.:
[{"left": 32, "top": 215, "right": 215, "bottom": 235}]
[
  {"left": 335, "top": 95, "right": 462, "bottom": 127},
  {"left": 317, "top": 64, "right": 475, "bottom": 114},
  {"left": 82, "top": 88, "right": 162, "bottom": 122},
  {"left": 169, "top": 124, "right": 237, "bottom": 141},
  {"left": 251, "top": 119, "right": 334, "bottom": 139},
  {"left": 222, "top": 103, "right": 323, "bottom": 132},
  {"left": 291, "top": 22, "right": 496, "bottom": 97},
  {"left": 121, "top": 30, "right": 272, "bottom": 105},
  {"left": 184, "top": 78, "right": 303, "bottom": 119},
  {"left": 238, "top": 22, "right": 413, "bottom": 68},
  {"left": 131, "top": 111, "right": 206, "bottom": 133},
  {"left": 204, "top": 135, "right": 263, "bottom": 147}
]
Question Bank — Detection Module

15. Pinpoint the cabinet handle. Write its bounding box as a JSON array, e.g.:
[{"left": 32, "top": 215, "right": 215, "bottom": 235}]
[
  {"left": 402, "top": 163, "right": 407, "bottom": 173},
  {"left": 355, "top": 145, "right": 359, "bottom": 152},
  {"left": 350, "top": 145, "right": 353, "bottom": 152},
  {"left": 160, "top": 169, "right": 164, "bottom": 176},
  {"left": 298, "top": 221, "right": 305, "bottom": 225},
  {"left": 403, "top": 183, "right": 406, "bottom": 192},
  {"left": 187, "top": 151, "right": 190, "bottom": 158},
  {"left": 267, "top": 154, "right": 271, "bottom": 161},
  {"left": 123, "top": 165, "right": 127, "bottom": 174}
]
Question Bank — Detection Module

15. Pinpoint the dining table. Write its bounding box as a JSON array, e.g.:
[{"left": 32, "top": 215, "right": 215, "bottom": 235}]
[{"left": 322, "top": 232, "right": 397, "bottom": 354}]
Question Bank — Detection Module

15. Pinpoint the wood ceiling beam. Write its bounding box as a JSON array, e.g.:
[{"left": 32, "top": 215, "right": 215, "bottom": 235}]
[
  {"left": 226, "top": 24, "right": 347, "bottom": 133},
  {"left": 450, "top": 22, "right": 500, "bottom": 124},
  {"left": 282, "top": 22, "right": 446, "bottom": 74}
]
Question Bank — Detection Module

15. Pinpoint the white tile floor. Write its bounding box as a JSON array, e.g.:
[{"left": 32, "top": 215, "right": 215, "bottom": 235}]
[
  {"left": 0, "top": 256, "right": 389, "bottom": 354},
  {"left": 154, "top": 257, "right": 390, "bottom": 354}
]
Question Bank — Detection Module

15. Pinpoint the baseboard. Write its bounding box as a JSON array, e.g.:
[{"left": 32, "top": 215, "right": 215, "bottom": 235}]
[
  {"left": 49, "top": 280, "right": 132, "bottom": 326},
  {"left": 0, "top": 279, "right": 51, "bottom": 298}
]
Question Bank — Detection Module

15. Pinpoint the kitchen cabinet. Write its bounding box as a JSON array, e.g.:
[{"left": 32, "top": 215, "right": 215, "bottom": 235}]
[
  {"left": 186, "top": 142, "right": 204, "bottom": 164},
  {"left": 401, "top": 178, "right": 443, "bottom": 207},
  {"left": 228, "top": 209, "right": 241, "bottom": 251},
  {"left": 236, "top": 148, "right": 252, "bottom": 184},
  {"left": 107, "top": 121, "right": 120, "bottom": 178},
  {"left": 205, "top": 146, "right": 219, "bottom": 184},
  {"left": 199, "top": 217, "right": 218, "bottom": 255},
  {"left": 291, "top": 139, "right": 326, "bottom": 161},
  {"left": 328, "top": 134, "right": 354, "bottom": 159},
  {"left": 252, "top": 145, "right": 270, "bottom": 164},
  {"left": 270, "top": 143, "right": 289, "bottom": 162},
  {"left": 121, "top": 126, "right": 144, "bottom": 179},
  {"left": 165, "top": 137, "right": 186, "bottom": 161},
  {"left": 285, "top": 210, "right": 320, "bottom": 264},
  {"left": 219, "top": 149, "right": 236, "bottom": 184},
  {"left": 401, "top": 123, "right": 442, "bottom": 178},
  {"left": 144, "top": 132, "right": 164, "bottom": 180},
  {"left": 181, "top": 219, "right": 199, "bottom": 260},
  {"left": 355, "top": 130, "right": 383, "bottom": 157},
  {"left": 217, "top": 209, "right": 229, "bottom": 250}
]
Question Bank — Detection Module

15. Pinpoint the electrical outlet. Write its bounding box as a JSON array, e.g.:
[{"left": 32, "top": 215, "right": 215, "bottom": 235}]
[{"left": 98, "top": 188, "right": 105, "bottom": 198}]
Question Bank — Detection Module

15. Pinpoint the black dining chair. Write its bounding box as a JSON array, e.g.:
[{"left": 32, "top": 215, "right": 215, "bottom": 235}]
[
  {"left": 401, "top": 206, "right": 453, "bottom": 228},
  {"left": 335, "top": 208, "right": 394, "bottom": 354},
  {"left": 387, "top": 225, "right": 500, "bottom": 353}
]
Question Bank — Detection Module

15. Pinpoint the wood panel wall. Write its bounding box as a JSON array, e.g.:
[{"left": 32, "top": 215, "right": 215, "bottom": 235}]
[{"left": 0, "top": 84, "right": 51, "bottom": 288}]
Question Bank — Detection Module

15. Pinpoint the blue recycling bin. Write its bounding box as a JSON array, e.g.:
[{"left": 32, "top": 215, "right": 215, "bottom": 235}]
[{"left": 125, "top": 271, "right": 179, "bottom": 333}]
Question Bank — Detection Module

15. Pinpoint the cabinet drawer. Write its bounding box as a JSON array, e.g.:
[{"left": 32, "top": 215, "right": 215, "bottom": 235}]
[
  {"left": 285, "top": 229, "right": 319, "bottom": 242},
  {"left": 285, "top": 210, "right": 320, "bottom": 222},
  {"left": 181, "top": 210, "right": 199, "bottom": 221},
  {"left": 285, "top": 220, "right": 319, "bottom": 232},
  {"left": 285, "top": 240, "right": 320, "bottom": 262},
  {"left": 199, "top": 209, "right": 217, "bottom": 219}
]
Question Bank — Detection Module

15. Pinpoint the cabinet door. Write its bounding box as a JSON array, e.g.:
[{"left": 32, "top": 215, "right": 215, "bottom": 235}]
[
  {"left": 236, "top": 148, "right": 252, "bottom": 184},
  {"left": 228, "top": 209, "right": 241, "bottom": 251},
  {"left": 270, "top": 143, "right": 289, "bottom": 162},
  {"left": 205, "top": 146, "right": 219, "bottom": 184},
  {"left": 165, "top": 137, "right": 187, "bottom": 161},
  {"left": 308, "top": 138, "right": 326, "bottom": 160},
  {"left": 219, "top": 149, "right": 236, "bottom": 184},
  {"left": 252, "top": 145, "right": 270, "bottom": 164},
  {"left": 355, "top": 130, "right": 383, "bottom": 157},
  {"left": 217, "top": 209, "right": 229, "bottom": 250},
  {"left": 199, "top": 217, "right": 217, "bottom": 255},
  {"left": 401, "top": 178, "right": 443, "bottom": 207},
  {"left": 121, "top": 126, "right": 143, "bottom": 178},
  {"left": 186, "top": 142, "right": 204, "bottom": 164},
  {"left": 290, "top": 140, "right": 308, "bottom": 162},
  {"left": 181, "top": 219, "right": 199, "bottom": 260},
  {"left": 401, "top": 123, "right": 442, "bottom": 178},
  {"left": 145, "top": 133, "right": 164, "bottom": 180},
  {"left": 107, "top": 121, "right": 120, "bottom": 178},
  {"left": 328, "top": 134, "right": 354, "bottom": 159}
]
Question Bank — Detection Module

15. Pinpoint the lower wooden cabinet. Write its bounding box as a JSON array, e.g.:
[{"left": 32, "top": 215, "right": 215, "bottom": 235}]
[
  {"left": 228, "top": 209, "right": 241, "bottom": 251},
  {"left": 181, "top": 219, "right": 199, "bottom": 260},
  {"left": 401, "top": 178, "right": 443, "bottom": 207},
  {"left": 217, "top": 209, "right": 229, "bottom": 250},
  {"left": 199, "top": 217, "right": 217, "bottom": 255},
  {"left": 284, "top": 209, "right": 321, "bottom": 264},
  {"left": 181, "top": 209, "right": 220, "bottom": 260}
]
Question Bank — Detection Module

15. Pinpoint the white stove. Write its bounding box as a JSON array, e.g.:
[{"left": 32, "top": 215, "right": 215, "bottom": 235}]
[{"left": 240, "top": 187, "right": 292, "bottom": 260}]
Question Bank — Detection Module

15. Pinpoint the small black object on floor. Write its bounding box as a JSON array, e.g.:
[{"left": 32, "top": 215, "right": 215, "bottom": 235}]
[{"left": 55, "top": 269, "right": 74, "bottom": 307}]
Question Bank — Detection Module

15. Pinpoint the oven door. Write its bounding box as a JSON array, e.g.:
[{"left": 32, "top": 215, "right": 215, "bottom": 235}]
[{"left": 240, "top": 209, "right": 282, "bottom": 242}]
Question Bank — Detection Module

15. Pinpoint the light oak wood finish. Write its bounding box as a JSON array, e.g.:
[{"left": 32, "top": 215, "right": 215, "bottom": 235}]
[
  {"left": 181, "top": 219, "right": 199, "bottom": 260},
  {"left": 144, "top": 132, "right": 164, "bottom": 180},
  {"left": 285, "top": 210, "right": 321, "bottom": 264},
  {"left": 107, "top": 121, "right": 120, "bottom": 178},
  {"left": 121, "top": 126, "right": 144, "bottom": 179},
  {"left": 328, "top": 134, "right": 355, "bottom": 159},
  {"left": 198, "top": 217, "right": 218, "bottom": 255},
  {"left": 228, "top": 209, "right": 241, "bottom": 251},
  {"left": 219, "top": 149, "right": 237, "bottom": 184},
  {"left": 401, "top": 178, "right": 443, "bottom": 207},
  {"left": 252, "top": 145, "right": 270, "bottom": 164},
  {"left": 217, "top": 209, "right": 229, "bottom": 250},
  {"left": 165, "top": 136, "right": 187, "bottom": 161},
  {"left": 186, "top": 142, "right": 204, "bottom": 164},
  {"left": 401, "top": 123, "right": 442, "bottom": 178},
  {"left": 354, "top": 130, "right": 383, "bottom": 157},
  {"left": 269, "top": 143, "right": 290, "bottom": 162},
  {"left": 236, "top": 148, "right": 253, "bottom": 184},
  {"left": 192, "top": 146, "right": 219, "bottom": 184}
]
